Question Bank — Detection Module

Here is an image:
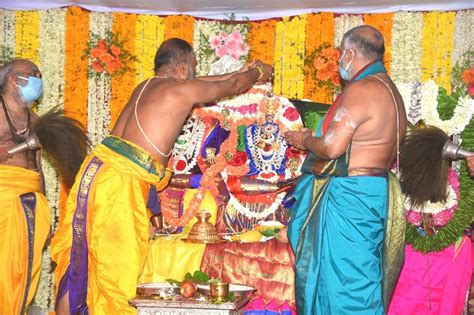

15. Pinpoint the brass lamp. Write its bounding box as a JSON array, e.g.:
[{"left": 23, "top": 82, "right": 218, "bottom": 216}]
[{"left": 182, "top": 211, "right": 224, "bottom": 244}]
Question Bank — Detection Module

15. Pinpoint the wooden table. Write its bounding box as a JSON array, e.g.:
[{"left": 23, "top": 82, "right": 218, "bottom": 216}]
[{"left": 129, "top": 294, "right": 250, "bottom": 315}]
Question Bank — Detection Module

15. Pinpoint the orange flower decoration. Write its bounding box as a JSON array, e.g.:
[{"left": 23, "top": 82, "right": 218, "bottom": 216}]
[
  {"left": 91, "top": 60, "right": 104, "bottom": 73},
  {"left": 303, "top": 42, "right": 341, "bottom": 94},
  {"left": 85, "top": 30, "right": 136, "bottom": 77},
  {"left": 110, "top": 45, "right": 122, "bottom": 57},
  {"left": 461, "top": 68, "right": 474, "bottom": 85}
]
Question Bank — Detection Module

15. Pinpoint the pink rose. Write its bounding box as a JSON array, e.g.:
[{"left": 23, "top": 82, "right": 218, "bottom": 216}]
[
  {"left": 433, "top": 209, "right": 454, "bottom": 227},
  {"left": 216, "top": 46, "right": 228, "bottom": 58},
  {"left": 406, "top": 210, "right": 422, "bottom": 226},
  {"left": 229, "top": 31, "right": 243, "bottom": 42},
  {"left": 237, "top": 43, "right": 249, "bottom": 56},
  {"left": 210, "top": 36, "right": 221, "bottom": 49},
  {"left": 224, "top": 39, "right": 238, "bottom": 52},
  {"left": 283, "top": 107, "right": 299, "bottom": 121},
  {"left": 468, "top": 84, "right": 474, "bottom": 97},
  {"left": 219, "top": 31, "right": 228, "bottom": 40}
]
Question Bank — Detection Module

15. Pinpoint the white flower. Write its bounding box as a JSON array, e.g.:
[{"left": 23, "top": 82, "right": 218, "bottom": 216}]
[
  {"left": 405, "top": 183, "right": 457, "bottom": 214},
  {"left": 391, "top": 12, "right": 423, "bottom": 83},
  {"left": 421, "top": 80, "right": 473, "bottom": 136}
]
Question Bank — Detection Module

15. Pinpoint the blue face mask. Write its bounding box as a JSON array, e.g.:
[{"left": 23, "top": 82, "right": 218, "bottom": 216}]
[
  {"left": 338, "top": 50, "right": 353, "bottom": 81},
  {"left": 16, "top": 75, "right": 43, "bottom": 103}
]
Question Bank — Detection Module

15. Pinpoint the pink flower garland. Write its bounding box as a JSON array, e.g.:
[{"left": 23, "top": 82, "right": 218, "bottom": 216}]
[{"left": 405, "top": 168, "right": 460, "bottom": 227}]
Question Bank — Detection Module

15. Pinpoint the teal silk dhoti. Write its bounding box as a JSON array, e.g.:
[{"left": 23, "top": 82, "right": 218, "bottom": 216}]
[{"left": 288, "top": 61, "right": 405, "bottom": 315}]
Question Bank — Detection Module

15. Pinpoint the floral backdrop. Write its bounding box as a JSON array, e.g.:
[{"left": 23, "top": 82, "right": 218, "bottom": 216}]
[{"left": 0, "top": 7, "right": 473, "bottom": 310}]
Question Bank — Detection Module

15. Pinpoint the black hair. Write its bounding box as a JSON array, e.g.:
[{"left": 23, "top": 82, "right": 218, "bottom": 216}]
[{"left": 153, "top": 38, "right": 194, "bottom": 71}]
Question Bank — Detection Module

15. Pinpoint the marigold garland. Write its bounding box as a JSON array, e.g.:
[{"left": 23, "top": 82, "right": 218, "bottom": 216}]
[
  {"left": 164, "top": 15, "right": 195, "bottom": 44},
  {"left": 15, "top": 11, "right": 40, "bottom": 64},
  {"left": 248, "top": 19, "right": 277, "bottom": 65},
  {"left": 421, "top": 12, "right": 456, "bottom": 93},
  {"left": 304, "top": 13, "right": 335, "bottom": 102},
  {"left": 110, "top": 12, "right": 137, "bottom": 129},
  {"left": 161, "top": 135, "right": 235, "bottom": 227},
  {"left": 274, "top": 16, "right": 307, "bottom": 99},
  {"left": 64, "top": 6, "right": 89, "bottom": 129},
  {"left": 363, "top": 13, "right": 393, "bottom": 74},
  {"left": 273, "top": 20, "right": 284, "bottom": 96},
  {"left": 135, "top": 15, "right": 165, "bottom": 85},
  {"left": 436, "top": 12, "right": 456, "bottom": 93}
]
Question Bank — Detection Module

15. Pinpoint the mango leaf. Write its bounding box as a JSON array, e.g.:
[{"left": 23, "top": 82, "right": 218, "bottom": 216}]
[
  {"left": 184, "top": 272, "right": 193, "bottom": 281},
  {"left": 192, "top": 270, "right": 210, "bottom": 283}
]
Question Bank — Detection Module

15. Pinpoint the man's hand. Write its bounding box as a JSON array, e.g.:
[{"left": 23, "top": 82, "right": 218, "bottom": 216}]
[
  {"left": 256, "top": 63, "right": 273, "bottom": 83},
  {"left": 238, "top": 60, "right": 259, "bottom": 73},
  {"left": 284, "top": 128, "right": 313, "bottom": 151},
  {"left": 467, "top": 155, "right": 474, "bottom": 177}
]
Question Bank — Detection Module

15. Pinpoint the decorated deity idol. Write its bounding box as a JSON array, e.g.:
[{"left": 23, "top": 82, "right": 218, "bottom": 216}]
[{"left": 156, "top": 42, "right": 305, "bottom": 234}]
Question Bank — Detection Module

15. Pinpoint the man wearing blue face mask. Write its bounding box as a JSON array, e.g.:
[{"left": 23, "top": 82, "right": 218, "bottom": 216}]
[
  {"left": 284, "top": 25, "right": 408, "bottom": 314},
  {"left": 0, "top": 59, "right": 51, "bottom": 314}
]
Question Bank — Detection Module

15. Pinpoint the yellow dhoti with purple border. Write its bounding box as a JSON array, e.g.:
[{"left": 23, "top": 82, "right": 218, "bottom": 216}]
[
  {"left": 51, "top": 136, "right": 171, "bottom": 314},
  {"left": 0, "top": 165, "right": 50, "bottom": 314}
]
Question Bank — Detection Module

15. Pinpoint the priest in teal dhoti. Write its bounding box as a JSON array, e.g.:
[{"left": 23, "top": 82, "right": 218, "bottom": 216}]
[{"left": 284, "top": 25, "right": 407, "bottom": 314}]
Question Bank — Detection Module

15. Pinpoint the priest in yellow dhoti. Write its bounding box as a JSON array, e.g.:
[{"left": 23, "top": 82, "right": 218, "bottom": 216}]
[
  {"left": 51, "top": 137, "right": 171, "bottom": 314},
  {"left": 0, "top": 165, "right": 51, "bottom": 315},
  {"left": 52, "top": 38, "right": 272, "bottom": 314}
]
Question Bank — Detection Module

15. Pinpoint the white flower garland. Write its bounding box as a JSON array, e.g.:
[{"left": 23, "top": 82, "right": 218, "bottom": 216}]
[
  {"left": 228, "top": 191, "right": 286, "bottom": 220},
  {"left": 391, "top": 12, "right": 423, "bottom": 83},
  {"left": 0, "top": 10, "right": 16, "bottom": 59},
  {"left": 207, "top": 88, "right": 303, "bottom": 130},
  {"left": 452, "top": 10, "right": 474, "bottom": 66},
  {"left": 404, "top": 184, "right": 457, "bottom": 214},
  {"left": 87, "top": 12, "right": 112, "bottom": 147},
  {"left": 334, "top": 14, "right": 363, "bottom": 47},
  {"left": 34, "top": 8, "right": 66, "bottom": 311},
  {"left": 171, "top": 117, "right": 205, "bottom": 174},
  {"left": 421, "top": 80, "right": 473, "bottom": 136}
]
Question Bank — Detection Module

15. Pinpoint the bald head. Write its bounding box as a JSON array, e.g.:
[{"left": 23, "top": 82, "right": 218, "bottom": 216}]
[
  {"left": 154, "top": 38, "right": 194, "bottom": 72},
  {"left": 341, "top": 25, "right": 385, "bottom": 62}
]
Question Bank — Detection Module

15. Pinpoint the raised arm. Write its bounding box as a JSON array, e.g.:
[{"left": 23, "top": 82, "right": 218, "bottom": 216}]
[
  {"left": 175, "top": 62, "right": 272, "bottom": 105},
  {"left": 196, "top": 61, "right": 259, "bottom": 82}
]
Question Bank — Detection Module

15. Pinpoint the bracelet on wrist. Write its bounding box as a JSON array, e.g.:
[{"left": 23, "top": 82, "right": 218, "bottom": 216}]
[{"left": 255, "top": 65, "right": 264, "bottom": 81}]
